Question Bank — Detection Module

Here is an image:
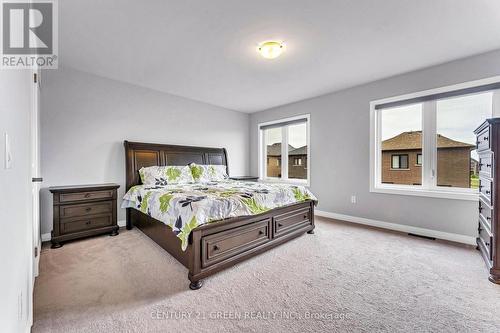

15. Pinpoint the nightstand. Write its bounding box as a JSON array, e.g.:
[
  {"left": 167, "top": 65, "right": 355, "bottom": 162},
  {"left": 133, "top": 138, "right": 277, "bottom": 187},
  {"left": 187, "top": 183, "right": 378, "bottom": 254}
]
[
  {"left": 229, "top": 176, "right": 259, "bottom": 182},
  {"left": 49, "top": 183, "right": 120, "bottom": 248}
]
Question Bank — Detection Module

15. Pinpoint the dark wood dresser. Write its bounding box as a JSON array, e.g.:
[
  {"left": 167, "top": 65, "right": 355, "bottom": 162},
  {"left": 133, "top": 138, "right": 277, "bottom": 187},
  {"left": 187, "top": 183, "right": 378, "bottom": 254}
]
[
  {"left": 49, "top": 184, "right": 120, "bottom": 248},
  {"left": 474, "top": 118, "right": 500, "bottom": 284}
]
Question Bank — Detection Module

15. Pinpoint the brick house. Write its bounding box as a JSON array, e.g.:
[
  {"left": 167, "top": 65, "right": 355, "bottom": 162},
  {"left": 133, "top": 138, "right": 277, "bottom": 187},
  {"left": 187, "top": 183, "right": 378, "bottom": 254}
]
[
  {"left": 381, "top": 131, "right": 474, "bottom": 187},
  {"left": 266, "top": 143, "right": 308, "bottom": 179}
]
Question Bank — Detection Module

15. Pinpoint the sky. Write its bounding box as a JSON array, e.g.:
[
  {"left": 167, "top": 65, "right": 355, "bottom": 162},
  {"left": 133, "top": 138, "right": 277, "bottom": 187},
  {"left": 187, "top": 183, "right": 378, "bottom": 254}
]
[
  {"left": 381, "top": 92, "right": 493, "bottom": 160},
  {"left": 265, "top": 122, "right": 307, "bottom": 149}
]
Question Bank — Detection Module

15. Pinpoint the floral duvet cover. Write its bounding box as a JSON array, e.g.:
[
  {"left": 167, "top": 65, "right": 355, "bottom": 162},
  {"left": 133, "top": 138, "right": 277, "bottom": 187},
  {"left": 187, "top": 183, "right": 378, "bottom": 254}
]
[{"left": 122, "top": 180, "right": 317, "bottom": 250}]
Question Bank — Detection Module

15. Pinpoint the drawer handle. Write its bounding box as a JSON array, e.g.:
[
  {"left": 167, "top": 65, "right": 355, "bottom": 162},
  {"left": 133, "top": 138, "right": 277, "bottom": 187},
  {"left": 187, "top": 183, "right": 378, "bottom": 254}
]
[
  {"left": 84, "top": 193, "right": 91, "bottom": 198},
  {"left": 487, "top": 164, "right": 492, "bottom": 168},
  {"left": 486, "top": 190, "right": 491, "bottom": 195},
  {"left": 487, "top": 217, "right": 491, "bottom": 220},
  {"left": 85, "top": 207, "right": 92, "bottom": 212},
  {"left": 278, "top": 223, "right": 283, "bottom": 227},
  {"left": 213, "top": 245, "right": 219, "bottom": 251},
  {"left": 486, "top": 242, "right": 490, "bottom": 247},
  {"left": 85, "top": 221, "right": 91, "bottom": 225},
  {"left": 258, "top": 230, "right": 264, "bottom": 235},
  {"left": 484, "top": 136, "right": 489, "bottom": 141},
  {"left": 303, "top": 214, "right": 308, "bottom": 219},
  {"left": 479, "top": 206, "right": 483, "bottom": 212}
]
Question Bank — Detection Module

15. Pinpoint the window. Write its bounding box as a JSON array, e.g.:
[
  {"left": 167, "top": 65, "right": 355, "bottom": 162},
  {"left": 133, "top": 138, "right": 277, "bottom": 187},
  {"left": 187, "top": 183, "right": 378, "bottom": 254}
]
[
  {"left": 391, "top": 154, "right": 409, "bottom": 169},
  {"left": 416, "top": 154, "right": 422, "bottom": 166},
  {"left": 259, "top": 115, "right": 310, "bottom": 184},
  {"left": 370, "top": 78, "right": 500, "bottom": 200},
  {"left": 293, "top": 157, "right": 302, "bottom": 166},
  {"left": 380, "top": 103, "right": 422, "bottom": 185},
  {"left": 436, "top": 93, "right": 491, "bottom": 189}
]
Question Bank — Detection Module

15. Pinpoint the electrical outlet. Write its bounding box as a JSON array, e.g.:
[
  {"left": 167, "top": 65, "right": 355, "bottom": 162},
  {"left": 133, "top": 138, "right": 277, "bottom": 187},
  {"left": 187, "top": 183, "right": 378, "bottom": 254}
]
[
  {"left": 5, "top": 132, "right": 12, "bottom": 169},
  {"left": 350, "top": 195, "right": 357, "bottom": 204}
]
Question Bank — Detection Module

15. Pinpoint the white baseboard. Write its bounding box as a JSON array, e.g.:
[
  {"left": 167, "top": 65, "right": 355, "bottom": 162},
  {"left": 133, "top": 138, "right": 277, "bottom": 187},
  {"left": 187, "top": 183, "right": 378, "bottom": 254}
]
[
  {"left": 41, "top": 220, "right": 127, "bottom": 242},
  {"left": 315, "top": 210, "right": 476, "bottom": 246}
]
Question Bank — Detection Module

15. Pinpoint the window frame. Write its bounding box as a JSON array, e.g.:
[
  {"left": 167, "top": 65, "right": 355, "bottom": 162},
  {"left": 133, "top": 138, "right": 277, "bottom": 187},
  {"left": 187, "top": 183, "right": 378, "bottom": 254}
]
[
  {"left": 370, "top": 76, "right": 500, "bottom": 201},
  {"left": 258, "top": 114, "right": 310, "bottom": 186}
]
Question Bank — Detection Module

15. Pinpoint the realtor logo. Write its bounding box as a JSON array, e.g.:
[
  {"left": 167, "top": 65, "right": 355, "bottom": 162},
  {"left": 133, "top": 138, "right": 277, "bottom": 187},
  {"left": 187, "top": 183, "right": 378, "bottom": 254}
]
[{"left": 1, "top": 0, "right": 57, "bottom": 69}]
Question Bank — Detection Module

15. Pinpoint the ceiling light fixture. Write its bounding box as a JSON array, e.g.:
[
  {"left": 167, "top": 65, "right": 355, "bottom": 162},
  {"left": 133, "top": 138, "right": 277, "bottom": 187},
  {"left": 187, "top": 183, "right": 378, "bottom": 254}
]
[{"left": 258, "top": 41, "right": 284, "bottom": 59}]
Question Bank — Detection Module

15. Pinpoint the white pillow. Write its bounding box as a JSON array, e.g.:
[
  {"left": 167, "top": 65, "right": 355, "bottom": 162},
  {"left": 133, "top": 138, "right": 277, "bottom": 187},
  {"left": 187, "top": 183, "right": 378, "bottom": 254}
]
[{"left": 139, "top": 165, "right": 194, "bottom": 185}]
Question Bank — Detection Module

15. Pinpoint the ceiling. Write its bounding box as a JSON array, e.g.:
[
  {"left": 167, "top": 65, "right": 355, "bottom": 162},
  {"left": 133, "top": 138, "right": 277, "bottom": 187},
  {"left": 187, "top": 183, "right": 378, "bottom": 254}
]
[{"left": 59, "top": 0, "right": 500, "bottom": 112}]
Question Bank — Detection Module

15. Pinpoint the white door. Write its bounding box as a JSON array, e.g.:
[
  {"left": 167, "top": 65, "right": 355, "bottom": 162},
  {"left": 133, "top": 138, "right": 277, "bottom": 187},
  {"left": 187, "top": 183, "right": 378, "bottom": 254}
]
[
  {"left": 28, "top": 69, "right": 41, "bottom": 328},
  {"left": 31, "top": 70, "right": 41, "bottom": 276}
]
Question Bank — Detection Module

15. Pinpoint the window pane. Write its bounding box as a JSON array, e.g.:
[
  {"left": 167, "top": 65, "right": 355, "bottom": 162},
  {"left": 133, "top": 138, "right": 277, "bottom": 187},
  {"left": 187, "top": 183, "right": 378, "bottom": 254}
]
[
  {"left": 381, "top": 104, "right": 422, "bottom": 185},
  {"left": 400, "top": 155, "right": 408, "bottom": 169},
  {"left": 288, "top": 122, "right": 307, "bottom": 180},
  {"left": 265, "top": 127, "right": 282, "bottom": 178},
  {"left": 392, "top": 155, "right": 400, "bottom": 169},
  {"left": 436, "top": 92, "right": 492, "bottom": 189},
  {"left": 416, "top": 154, "right": 422, "bottom": 166}
]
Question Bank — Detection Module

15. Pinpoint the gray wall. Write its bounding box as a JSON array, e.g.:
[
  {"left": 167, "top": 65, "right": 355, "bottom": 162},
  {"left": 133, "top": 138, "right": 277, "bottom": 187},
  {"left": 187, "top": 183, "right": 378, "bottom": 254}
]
[
  {"left": 40, "top": 67, "right": 250, "bottom": 234},
  {"left": 0, "top": 71, "right": 33, "bottom": 331},
  {"left": 250, "top": 49, "right": 500, "bottom": 238}
]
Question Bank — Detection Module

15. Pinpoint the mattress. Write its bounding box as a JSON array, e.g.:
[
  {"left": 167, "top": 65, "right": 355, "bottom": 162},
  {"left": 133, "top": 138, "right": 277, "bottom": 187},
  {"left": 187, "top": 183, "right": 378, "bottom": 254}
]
[{"left": 122, "top": 180, "right": 317, "bottom": 250}]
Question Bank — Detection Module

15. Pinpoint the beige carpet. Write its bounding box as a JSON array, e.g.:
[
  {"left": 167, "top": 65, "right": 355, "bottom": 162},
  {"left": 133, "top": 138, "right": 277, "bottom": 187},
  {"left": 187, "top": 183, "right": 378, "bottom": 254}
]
[{"left": 34, "top": 217, "right": 500, "bottom": 332}]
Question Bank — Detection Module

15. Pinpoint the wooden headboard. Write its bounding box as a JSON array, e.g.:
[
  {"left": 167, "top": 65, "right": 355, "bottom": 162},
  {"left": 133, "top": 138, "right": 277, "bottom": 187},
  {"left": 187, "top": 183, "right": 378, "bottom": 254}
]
[{"left": 124, "top": 141, "right": 228, "bottom": 191}]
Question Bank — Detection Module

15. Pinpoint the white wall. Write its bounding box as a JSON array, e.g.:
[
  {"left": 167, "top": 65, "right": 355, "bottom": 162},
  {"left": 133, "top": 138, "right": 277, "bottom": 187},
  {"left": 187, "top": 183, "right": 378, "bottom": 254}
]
[
  {"left": 0, "top": 71, "right": 33, "bottom": 332},
  {"left": 250, "top": 49, "right": 500, "bottom": 239},
  {"left": 40, "top": 67, "right": 250, "bottom": 235}
]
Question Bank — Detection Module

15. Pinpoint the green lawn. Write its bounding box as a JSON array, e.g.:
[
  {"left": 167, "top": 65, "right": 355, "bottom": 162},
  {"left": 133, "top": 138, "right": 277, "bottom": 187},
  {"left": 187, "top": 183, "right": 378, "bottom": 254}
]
[{"left": 471, "top": 175, "right": 479, "bottom": 189}]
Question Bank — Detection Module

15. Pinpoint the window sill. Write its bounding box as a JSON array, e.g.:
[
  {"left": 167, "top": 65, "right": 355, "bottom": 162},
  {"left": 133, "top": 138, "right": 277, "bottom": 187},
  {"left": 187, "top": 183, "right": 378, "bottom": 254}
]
[
  {"left": 371, "top": 184, "right": 479, "bottom": 201},
  {"left": 260, "top": 178, "right": 310, "bottom": 187}
]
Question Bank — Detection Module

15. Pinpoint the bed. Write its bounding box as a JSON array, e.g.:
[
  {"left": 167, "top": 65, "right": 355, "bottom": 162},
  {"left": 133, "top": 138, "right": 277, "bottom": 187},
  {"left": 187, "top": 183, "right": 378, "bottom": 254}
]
[{"left": 124, "top": 141, "right": 316, "bottom": 290}]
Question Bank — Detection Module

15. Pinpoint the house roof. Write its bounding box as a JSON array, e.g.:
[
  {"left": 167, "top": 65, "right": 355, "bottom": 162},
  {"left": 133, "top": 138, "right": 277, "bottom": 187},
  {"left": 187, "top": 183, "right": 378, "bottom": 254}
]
[
  {"left": 289, "top": 146, "right": 307, "bottom": 156},
  {"left": 267, "top": 143, "right": 307, "bottom": 156},
  {"left": 267, "top": 143, "right": 294, "bottom": 156},
  {"left": 382, "top": 131, "right": 474, "bottom": 151}
]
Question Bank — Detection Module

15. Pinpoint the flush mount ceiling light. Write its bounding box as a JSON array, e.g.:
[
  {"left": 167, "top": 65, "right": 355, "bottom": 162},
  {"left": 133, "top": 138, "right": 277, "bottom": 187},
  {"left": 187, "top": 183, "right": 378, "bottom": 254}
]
[{"left": 257, "top": 41, "right": 284, "bottom": 59}]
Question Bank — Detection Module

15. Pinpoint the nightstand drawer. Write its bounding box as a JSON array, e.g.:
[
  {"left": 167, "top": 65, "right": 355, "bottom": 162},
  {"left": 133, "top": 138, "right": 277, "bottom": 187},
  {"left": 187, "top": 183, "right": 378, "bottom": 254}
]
[
  {"left": 60, "top": 201, "right": 112, "bottom": 218},
  {"left": 60, "top": 215, "right": 113, "bottom": 234},
  {"left": 60, "top": 190, "right": 114, "bottom": 203}
]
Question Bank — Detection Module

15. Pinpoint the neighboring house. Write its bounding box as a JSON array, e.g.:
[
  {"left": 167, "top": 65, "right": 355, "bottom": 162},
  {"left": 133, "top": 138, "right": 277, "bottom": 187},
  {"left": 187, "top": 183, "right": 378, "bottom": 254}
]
[
  {"left": 288, "top": 145, "right": 308, "bottom": 179},
  {"left": 266, "top": 143, "right": 308, "bottom": 179},
  {"left": 381, "top": 131, "right": 474, "bottom": 187},
  {"left": 471, "top": 158, "right": 479, "bottom": 176}
]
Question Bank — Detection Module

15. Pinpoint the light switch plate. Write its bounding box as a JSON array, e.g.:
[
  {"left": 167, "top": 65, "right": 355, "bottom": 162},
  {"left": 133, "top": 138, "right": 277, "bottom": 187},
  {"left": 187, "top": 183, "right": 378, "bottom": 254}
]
[{"left": 5, "top": 132, "right": 12, "bottom": 169}]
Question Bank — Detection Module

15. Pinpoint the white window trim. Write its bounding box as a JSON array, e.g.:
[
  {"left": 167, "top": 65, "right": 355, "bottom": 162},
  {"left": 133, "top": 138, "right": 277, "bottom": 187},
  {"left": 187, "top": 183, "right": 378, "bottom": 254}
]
[
  {"left": 370, "top": 76, "right": 500, "bottom": 201},
  {"left": 258, "top": 114, "right": 310, "bottom": 186}
]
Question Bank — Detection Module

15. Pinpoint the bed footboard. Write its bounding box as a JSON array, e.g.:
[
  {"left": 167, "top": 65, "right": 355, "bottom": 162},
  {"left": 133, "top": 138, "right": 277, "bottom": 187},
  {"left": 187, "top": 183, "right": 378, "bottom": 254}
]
[
  {"left": 129, "top": 200, "right": 314, "bottom": 289},
  {"left": 187, "top": 200, "right": 315, "bottom": 288}
]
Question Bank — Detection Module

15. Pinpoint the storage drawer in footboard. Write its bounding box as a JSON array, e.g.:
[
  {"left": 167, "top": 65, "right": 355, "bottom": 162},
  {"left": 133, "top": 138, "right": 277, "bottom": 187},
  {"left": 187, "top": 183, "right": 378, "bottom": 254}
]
[
  {"left": 273, "top": 206, "right": 312, "bottom": 238},
  {"left": 201, "top": 219, "right": 271, "bottom": 268}
]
